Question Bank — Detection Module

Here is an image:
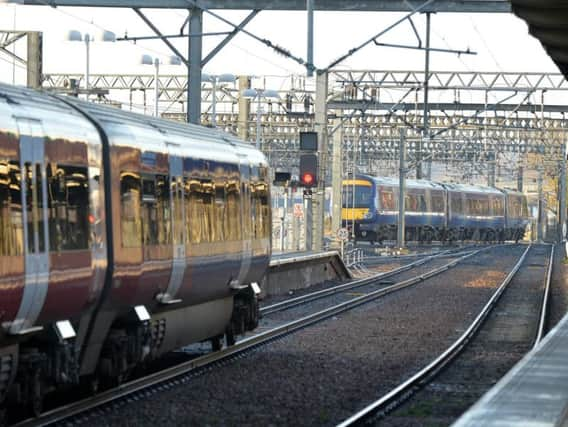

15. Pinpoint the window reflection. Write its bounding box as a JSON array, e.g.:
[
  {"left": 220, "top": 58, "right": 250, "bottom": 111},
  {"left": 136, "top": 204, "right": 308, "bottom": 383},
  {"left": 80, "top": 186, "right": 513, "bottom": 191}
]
[
  {"left": 121, "top": 171, "right": 142, "bottom": 248},
  {"left": 0, "top": 161, "right": 23, "bottom": 256},
  {"left": 47, "top": 163, "right": 90, "bottom": 251}
]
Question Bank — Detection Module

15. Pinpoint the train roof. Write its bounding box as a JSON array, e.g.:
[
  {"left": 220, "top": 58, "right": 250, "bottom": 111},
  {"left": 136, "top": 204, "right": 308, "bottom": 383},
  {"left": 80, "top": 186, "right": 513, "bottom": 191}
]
[
  {"left": 358, "top": 175, "right": 446, "bottom": 191},
  {"left": 441, "top": 182, "right": 504, "bottom": 196},
  {"left": 0, "top": 82, "right": 266, "bottom": 166},
  {"left": 354, "top": 174, "right": 522, "bottom": 197}
]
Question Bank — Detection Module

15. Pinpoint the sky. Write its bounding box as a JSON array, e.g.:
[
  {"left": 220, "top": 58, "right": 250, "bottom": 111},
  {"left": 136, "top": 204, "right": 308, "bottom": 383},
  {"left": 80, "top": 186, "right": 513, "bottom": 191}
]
[{"left": 0, "top": 3, "right": 562, "bottom": 87}]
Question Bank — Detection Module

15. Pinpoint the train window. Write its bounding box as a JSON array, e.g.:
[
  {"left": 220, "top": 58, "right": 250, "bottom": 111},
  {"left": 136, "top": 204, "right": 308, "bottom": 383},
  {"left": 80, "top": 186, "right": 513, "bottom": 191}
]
[
  {"left": 380, "top": 190, "right": 396, "bottom": 211},
  {"left": 226, "top": 179, "right": 242, "bottom": 241},
  {"left": 47, "top": 164, "right": 90, "bottom": 251},
  {"left": 508, "top": 197, "right": 520, "bottom": 218},
  {"left": 241, "top": 167, "right": 252, "bottom": 241},
  {"left": 259, "top": 166, "right": 270, "bottom": 239},
  {"left": 493, "top": 198, "right": 504, "bottom": 216},
  {"left": 120, "top": 171, "right": 142, "bottom": 248},
  {"left": 480, "top": 199, "right": 490, "bottom": 216},
  {"left": 141, "top": 174, "right": 171, "bottom": 246},
  {"left": 405, "top": 194, "right": 424, "bottom": 212},
  {"left": 342, "top": 185, "right": 372, "bottom": 208},
  {"left": 250, "top": 166, "right": 270, "bottom": 239},
  {"left": 432, "top": 193, "right": 445, "bottom": 213},
  {"left": 171, "top": 178, "right": 184, "bottom": 246},
  {"left": 521, "top": 197, "right": 529, "bottom": 217},
  {"left": 214, "top": 181, "right": 226, "bottom": 242},
  {"left": 0, "top": 161, "right": 23, "bottom": 256},
  {"left": 185, "top": 177, "right": 213, "bottom": 244},
  {"left": 23, "top": 164, "right": 46, "bottom": 253},
  {"left": 451, "top": 195, "right": 463, "bottom": 214},
  {"left": 466, "top": 199, "right": 476, "bottom": 215}
]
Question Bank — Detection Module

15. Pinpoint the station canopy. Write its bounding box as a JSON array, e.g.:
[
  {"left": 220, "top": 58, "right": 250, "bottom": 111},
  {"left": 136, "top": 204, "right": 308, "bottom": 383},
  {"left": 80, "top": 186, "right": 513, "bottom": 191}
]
[{"left": 512, "top": 0, "right": 568, "bottom": 78}]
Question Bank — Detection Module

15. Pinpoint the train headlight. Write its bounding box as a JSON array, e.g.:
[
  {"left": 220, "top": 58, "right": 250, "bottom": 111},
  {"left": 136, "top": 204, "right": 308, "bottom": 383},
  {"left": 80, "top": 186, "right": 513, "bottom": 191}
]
[{"left": 363, "top": 212, "right": 373, "bottom": 219}]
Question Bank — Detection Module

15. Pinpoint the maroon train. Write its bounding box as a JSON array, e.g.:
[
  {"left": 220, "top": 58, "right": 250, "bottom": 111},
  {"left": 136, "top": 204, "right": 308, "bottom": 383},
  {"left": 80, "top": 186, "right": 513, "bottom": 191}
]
[{"left": 0, "top": 83, "right": 271, "bottom": 414}]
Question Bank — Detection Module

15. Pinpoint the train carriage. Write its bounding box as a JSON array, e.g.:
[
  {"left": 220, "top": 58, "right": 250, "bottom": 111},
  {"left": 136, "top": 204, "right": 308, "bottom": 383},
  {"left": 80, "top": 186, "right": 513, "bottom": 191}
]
[
  {"left": 502, "top": 189, "right": 531, "bottom": 241},
  {"left": 445, "top": 183, "right": 506, "bottom": 241},
  {"left": 342, "top": 175, "right": 448, "bottom": 243},
  {"left": 0, "top": 82, "right": 271, "bottom": 414},
  {"left": 341, "top": 174, "right": 531, "bottom": 245}
]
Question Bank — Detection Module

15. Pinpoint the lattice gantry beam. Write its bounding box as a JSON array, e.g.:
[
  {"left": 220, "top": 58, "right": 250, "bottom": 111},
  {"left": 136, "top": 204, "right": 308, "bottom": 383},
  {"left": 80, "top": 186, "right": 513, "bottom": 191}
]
[
  {"left": 5, "top": 0, "right": 511, "bottom": 12},
  {"left": 331, "top": 70, "right": 568, "bottom": 92}
]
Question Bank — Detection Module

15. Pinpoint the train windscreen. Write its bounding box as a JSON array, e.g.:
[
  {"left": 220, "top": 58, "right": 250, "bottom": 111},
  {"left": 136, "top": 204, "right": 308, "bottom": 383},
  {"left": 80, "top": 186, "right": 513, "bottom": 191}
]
[{"left": 342, "top": 185, "right": 373, "bottom": 208}]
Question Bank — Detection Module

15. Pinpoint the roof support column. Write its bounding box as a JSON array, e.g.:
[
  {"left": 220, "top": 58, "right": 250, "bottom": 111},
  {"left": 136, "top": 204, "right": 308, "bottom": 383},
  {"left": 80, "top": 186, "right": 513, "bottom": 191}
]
[
  {"left": 187, "top": 7, "right": 203, "bottom": 124},
  {"left": 418, "top": 11, "right": 432, "bottom": 180},
  {"left": 313, "top": 71, "right": 328, "bottom": 251},
  {"left": 26, "top": 31, "right": 42, "bottom": 89},
  {"left": 238, "top": 75, "right": 251, "bottom": 140},
  {"left": 331, "top": 117, "right": 343, "bottom": 235},
  {"left": 560, "top": 133, "right": 567, "bottom": 242}
]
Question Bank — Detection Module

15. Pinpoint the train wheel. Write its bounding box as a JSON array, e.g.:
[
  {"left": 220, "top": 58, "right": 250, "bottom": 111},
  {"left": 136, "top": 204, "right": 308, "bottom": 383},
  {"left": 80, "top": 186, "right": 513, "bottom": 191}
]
[
  {"left": 28, "top": 368, "right": 43, "bottom": 417},
  {"left": 225, "top": 324, "right": 236, "bottom": 347},
  {"left": 211, "top": 336, "right": 223, "bottom": 352},
  {"left": 80, "top": 375, "right": 100, "bottom": 396}
]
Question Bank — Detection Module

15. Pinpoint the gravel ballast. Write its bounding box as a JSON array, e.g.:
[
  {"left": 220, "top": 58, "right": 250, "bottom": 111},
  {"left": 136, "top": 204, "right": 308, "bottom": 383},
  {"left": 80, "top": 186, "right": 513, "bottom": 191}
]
[{"left": 82, "top": 245, "right": 526, "bottom": 427}]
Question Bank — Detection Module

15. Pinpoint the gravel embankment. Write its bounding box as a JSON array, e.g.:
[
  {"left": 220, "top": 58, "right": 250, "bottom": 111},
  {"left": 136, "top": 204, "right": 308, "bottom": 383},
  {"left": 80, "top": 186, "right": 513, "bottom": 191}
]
[
  {"left": 82, "top": 245, "right": 525, "bottom": 427},
  {"left": 379, "top": 244, "right": 550, "bottom": 427}
]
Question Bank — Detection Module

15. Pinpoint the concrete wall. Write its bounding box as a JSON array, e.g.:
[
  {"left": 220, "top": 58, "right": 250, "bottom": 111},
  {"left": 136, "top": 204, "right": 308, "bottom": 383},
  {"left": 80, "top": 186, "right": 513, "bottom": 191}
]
[{"left": 262, "top": 253, "right": 351, "bottom": 298}]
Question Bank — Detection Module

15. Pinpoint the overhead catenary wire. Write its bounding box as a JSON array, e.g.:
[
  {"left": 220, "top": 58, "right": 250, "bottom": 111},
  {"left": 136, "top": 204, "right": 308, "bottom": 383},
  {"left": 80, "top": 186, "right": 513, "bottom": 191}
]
[
  {"left": 22, "top": 0, "right": 188, "bottom": 65},
  {"left": 182, "top": 0, "right": 309, "bottom": 70}
]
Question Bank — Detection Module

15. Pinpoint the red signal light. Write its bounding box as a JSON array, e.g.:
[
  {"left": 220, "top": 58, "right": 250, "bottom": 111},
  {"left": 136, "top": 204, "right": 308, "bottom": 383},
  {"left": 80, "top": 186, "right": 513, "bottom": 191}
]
[{"left": 302, "top": 173, "right": 314, "bottom": 186}]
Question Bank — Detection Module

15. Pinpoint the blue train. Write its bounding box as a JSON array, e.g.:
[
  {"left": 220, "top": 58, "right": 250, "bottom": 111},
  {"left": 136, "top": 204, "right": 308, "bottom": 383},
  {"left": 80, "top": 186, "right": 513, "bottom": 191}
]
[{"left": 342, "top": 175, "right": 531, "bottom": 243}]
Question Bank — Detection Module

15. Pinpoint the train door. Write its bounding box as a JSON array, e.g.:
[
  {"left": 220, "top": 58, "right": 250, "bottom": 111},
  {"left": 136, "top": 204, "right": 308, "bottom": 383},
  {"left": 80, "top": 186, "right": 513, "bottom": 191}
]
[
  {"left": 161, "top": 154, "right": 185, "bottom": 304},
  {"left": 236, "top": 156, "right": 252, "bottom": 285},
  {"left": 10, "top": 118, "right": 49, "bottom": 335}
]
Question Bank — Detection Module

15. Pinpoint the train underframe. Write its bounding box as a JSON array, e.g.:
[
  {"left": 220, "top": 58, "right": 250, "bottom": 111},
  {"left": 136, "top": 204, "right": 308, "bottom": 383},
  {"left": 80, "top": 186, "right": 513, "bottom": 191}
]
[
  {"left": 353, "top": 223, "right": 526, "bottom": 244},
  {"left": 1, "top": 284, "right": 259, "bottom": 419}
]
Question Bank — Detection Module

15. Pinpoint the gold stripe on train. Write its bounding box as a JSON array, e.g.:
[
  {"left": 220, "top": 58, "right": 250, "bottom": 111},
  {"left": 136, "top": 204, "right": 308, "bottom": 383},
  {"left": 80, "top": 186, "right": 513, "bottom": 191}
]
[
  {"left": 342, "top": 179, "right": 372, "bottom": 187},
  {"left": 342, "top": 208, "right": 369, "bottom": 220}
]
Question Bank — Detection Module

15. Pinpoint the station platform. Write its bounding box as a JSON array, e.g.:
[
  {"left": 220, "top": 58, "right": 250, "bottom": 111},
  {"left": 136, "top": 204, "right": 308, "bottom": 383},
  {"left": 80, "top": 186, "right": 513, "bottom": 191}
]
[
  {"left": 453, "top": 310, "right": 568, "bottom": 426},
  {"left": 270, "top": 250, "right": 342, "bottom": 267},
  {"left": 264, "top": 250, "right": 351, "bottom": 298}
]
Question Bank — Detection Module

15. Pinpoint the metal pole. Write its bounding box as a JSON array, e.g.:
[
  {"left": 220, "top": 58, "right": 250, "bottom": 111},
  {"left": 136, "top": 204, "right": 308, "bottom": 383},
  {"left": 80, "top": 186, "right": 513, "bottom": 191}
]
[
  {"left": 307, "top": 0, "right": 314, "bottom": 77},
  {"left": 517, "top": 166, "right": 523, "bottom": 192},
  {"left": 538, "top": 166, "right": 544, "bottom": 242},
  {"left": 313, "top": 71, "right": 329, "bottom": 251},
  {"left": 255, "top": 95, "right": 261, "bottom": 150},
  {"left": 305, "top": 194, "right": 313, "bottom": 251},
  {"left": 26, "top": 31, "right": 42, "bottom": 89},
  {"left": 331, "top": 117, "right": 343, "bottom": 237},
  {"left": 154, "top": 58, "right": 159, "bottom": 117},
  {"left": 398, "top": 129, "right": 406, "bottom": 248},
  {"left": 560, "top": 135, "right": 567, "bottom": 241},
  {"left": 187, "top": 7, "right": 203, "bottom": 124},
  {"left": 238, "top": 75, "right": 251, "bottom": 141},
  {"left": 418, "top": 12, "right": 432, "bottom": 180},
  {"left": 283, "top": 187, "right": 289, "bottom": 250},
  {"left": 84, "top": 34, "right": 90, "bottom": 94},
  {"left": 211, "top": 77, "right": 217, "bottom": 127}
]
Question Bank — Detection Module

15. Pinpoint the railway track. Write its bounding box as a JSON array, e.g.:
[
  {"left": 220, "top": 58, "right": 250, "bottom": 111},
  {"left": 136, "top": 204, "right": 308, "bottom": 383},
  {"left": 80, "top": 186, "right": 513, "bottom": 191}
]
[
  {"left": 13, "top": 246, "right": 495, "bottom": 427},
  {"left": 261, "top": 245, "right": 479, "bottom": 316},
  {"left": 337, "top": 243, "right": 554, "bottom": 427}
]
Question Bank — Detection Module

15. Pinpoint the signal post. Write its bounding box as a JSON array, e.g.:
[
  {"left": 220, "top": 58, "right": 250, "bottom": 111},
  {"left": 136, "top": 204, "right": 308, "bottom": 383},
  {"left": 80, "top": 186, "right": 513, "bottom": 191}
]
[{"left": 299, "top": 131, "right": 319, "bottom": 251}]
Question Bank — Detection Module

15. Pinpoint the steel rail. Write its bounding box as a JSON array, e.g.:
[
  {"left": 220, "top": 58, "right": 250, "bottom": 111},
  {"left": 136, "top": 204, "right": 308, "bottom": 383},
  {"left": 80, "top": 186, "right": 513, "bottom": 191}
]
[
  {"left": 261, "top": 247, "right": 473, "bottom": 316},
  {"left": 363, "top": 247, "right": 477, "bottom": 262},
  {"left": 15, "top": 246, "right": 491, "bottom": 427},
  {"left": 336, "top": 244, "right": 532, "bottom": 427},
  {"left": 534, "top": 244, "right": 555, "bottom": 346}
]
